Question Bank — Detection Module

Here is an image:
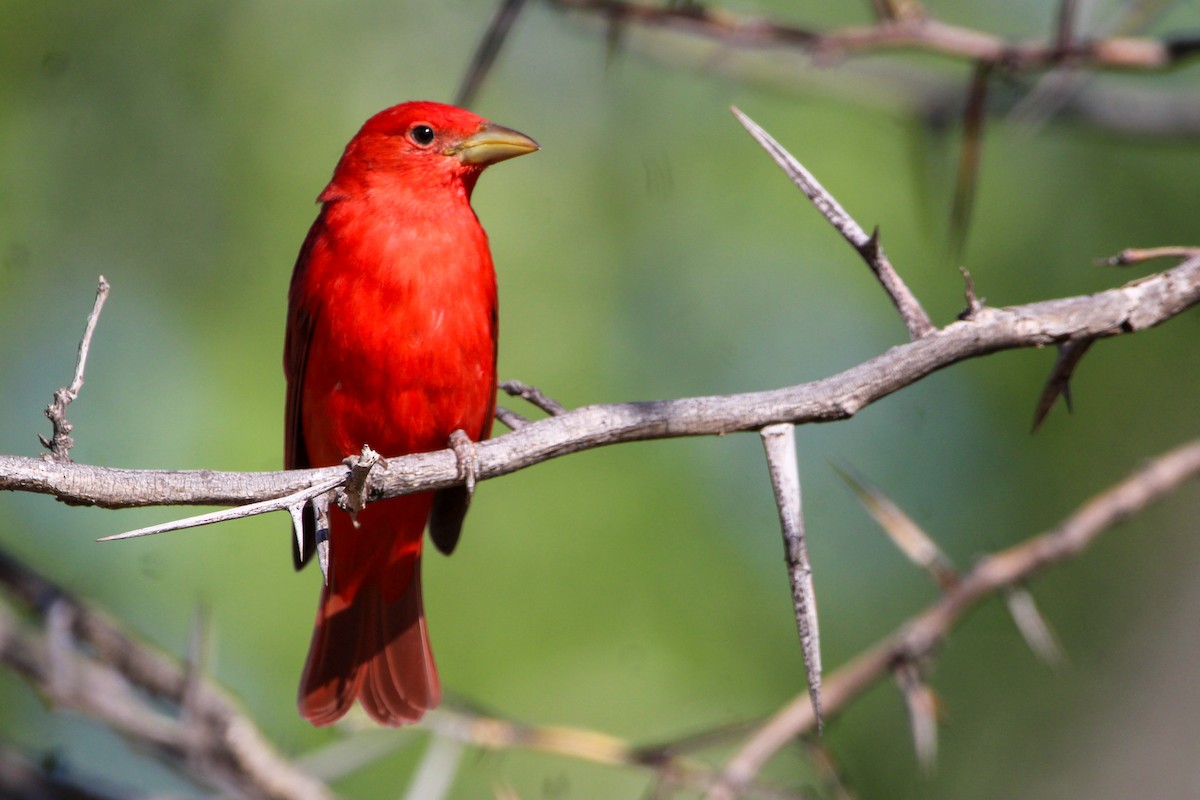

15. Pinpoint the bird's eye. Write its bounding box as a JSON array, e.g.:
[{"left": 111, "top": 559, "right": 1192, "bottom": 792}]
[{"left": 409, "top": 125, "right": 436, "bottom": 146}]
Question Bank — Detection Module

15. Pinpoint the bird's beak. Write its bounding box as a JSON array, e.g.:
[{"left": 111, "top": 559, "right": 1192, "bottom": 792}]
[{"left": 449, "top": 123, "right": 540, "bottom": 166}]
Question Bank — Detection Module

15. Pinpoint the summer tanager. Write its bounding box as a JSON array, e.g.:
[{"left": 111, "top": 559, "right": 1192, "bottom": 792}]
[{"left": 284, "top": 102, "right": 537, "bottom": 726}]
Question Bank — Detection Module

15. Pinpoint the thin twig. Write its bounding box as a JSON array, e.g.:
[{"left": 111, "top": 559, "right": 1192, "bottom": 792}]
[
  {"left": 402, "top": 734, "right": 465, "bottom": 800},
  {"left": 495, "top": 405, "right": 531, "bottom": 430},
  {"left": 1098, "top": 246, "right": 1200, "bottom": 266},
  {"left": 0, "top": 547, "right": 333, "bottom": 800},
  {"left": 455, "top": 0, "right": 531, "bottom": 108},
  {"left": 551, "top": 0, "right": 1195, "bottom": 70},
  {"left": 419, "top": 707, "right": 805, "bottom": 800},
  {"left": 1054, "top": 0, "right": 1080, "bottom": 56},
  {"left": 948, "top": 61, "right": 992, "bottom": 263},
  {"left": 731, "top": 106, "right": 936, "bottom": 340},
  {"left": 498, "top": 379, "right": 567, "bottom": 415},
  {"left": 957, "top": 266, "right": 983, "bottom": 319},
  {"left": 705, "top": 437, "right": 1200, "bottom": 799},
  {"left": 40, "top": 276, "right": 110, "bottom": 463}
]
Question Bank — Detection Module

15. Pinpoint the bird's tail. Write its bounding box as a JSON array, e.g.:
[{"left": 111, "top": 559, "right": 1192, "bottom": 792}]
[{"left": 298, "top": 508, "right": 439, "bottom": 726}]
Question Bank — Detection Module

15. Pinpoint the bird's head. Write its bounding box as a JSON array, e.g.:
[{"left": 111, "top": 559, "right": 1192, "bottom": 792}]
[{"left": 322, "top": 101, "right": 538, "bottom": 202}]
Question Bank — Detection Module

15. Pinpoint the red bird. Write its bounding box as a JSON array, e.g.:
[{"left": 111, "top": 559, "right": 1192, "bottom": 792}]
[{"left": 284, "top": 102, "right": 537, "bottom": 726}]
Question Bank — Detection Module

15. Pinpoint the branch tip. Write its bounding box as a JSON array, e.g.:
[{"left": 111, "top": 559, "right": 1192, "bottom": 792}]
[
  {"left": 41, "top": 277, "right": 112, "bottom": 463},
  {"left": 498, "top": 379, "right": 567, "bottom": 416},
  {"left": 732, "top": 108, "right": 934, "bottom": 340}
]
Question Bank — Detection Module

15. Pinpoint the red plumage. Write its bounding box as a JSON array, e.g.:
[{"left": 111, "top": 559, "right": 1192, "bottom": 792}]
[{"left": 284, "top": 102, "right": 536, "bottom": 726}]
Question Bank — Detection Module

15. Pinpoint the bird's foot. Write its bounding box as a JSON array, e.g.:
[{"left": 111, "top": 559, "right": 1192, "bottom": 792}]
[
  {"left": 448, "top": 429, "right": 479, "bottom": 497},
  {"left": 340, "top": 444, "right": 385, "bottom": 519}
]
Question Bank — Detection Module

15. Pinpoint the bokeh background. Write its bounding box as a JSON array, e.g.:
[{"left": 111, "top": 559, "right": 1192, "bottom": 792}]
[{"left": 2, "top": 2, "right": 1199, "bottom": 798}]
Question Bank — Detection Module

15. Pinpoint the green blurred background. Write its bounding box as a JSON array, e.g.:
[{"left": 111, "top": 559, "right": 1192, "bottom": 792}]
[{"left": 2, "top": 1, "right": 1198, "bottom": 797}]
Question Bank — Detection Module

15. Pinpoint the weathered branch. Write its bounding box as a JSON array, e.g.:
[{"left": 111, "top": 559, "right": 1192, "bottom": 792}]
[
  {"left": 2, "top": 255, "right": 1196, "bottom": 529},
  {"left": 0, "top": 544, "right": 802, "bottom": 800},
  {"left": 732, "top": 106, "right": 935, "bottom": 340},
  {"left": 0, "top": 548, "right": 332, "bottom": 800},
  {"left": 455, "top": 0, "right": 531, "bottom": 108},
  {"left": 40, "top": 276, "right": 109, "bottom": 463},
  {"left": 551, "top": 0, "right": 1198, "bottom": 71},
  {"left": 705, "top": 436, "right": 1200, "bottom": 799},
  {"left": 549, "top": 2, "right": 1200, "bottom": 137}
]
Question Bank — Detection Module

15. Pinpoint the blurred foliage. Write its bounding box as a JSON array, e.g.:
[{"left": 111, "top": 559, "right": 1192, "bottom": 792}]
[{"left": 2, "top": 2, "right": 1199, "bottom": 798}]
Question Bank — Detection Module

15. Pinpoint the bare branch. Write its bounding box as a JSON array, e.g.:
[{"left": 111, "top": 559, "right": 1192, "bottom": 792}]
[
  {"left": 0, "top": 547, "right": 332, "bottom": 800},
  {"left": 1098, "top": 246, "right": 1200, "bottom": 266},
  {"left": 706, "top": 437, "right": 1200, "bottom": 798},
  {"left": 948, "top": 61, "right": 992, "bottom": 262},
  {"left": 3, "top": 255, "right": 1198, "bottom": 526},
  {"left": 0, "top": 746, "right": 130, "bottom": 800},
  {"left": 1054, "top": 0, "right": 1079, "bottom": 56},
  {"left": 553, "top": 3, "right": 1200, "bottom": 137},
  {"left": 499, "top": 379, "right": 567, "bottom": 415},
  {"left": 419, "top": 706, "right": 806, "bottom": 800},
  {"left": 551, "top": 0, "right": 1196, "bottom": 71},
  {"left": 495, "top": 405, "right": 531, "bottom": 430},
  {"left": 731, "top": 106, "right": 936, "bottom": 340},
  {"left": 40, "top": 276, "right": 110, "bottom": 463},
  {"left": 455, "top": 0, "right": 531, "bottom": 108},
  {"left": 759, "top": 423, "right": 822, "bottom": 732}
]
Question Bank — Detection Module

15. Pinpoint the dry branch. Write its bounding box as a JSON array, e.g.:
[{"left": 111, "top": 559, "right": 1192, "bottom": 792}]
[
  {"left": 0, "top": 548, "right": 332, "bottom": 800},
  {"left": 40, "top": 276, "right": 109, "bottom": 463},
  {"left": 705, "top": 437, "right": 1200, "bottom": 799},
  {"left": 2, "top": 255, "right": 1196, "bottom": 527},
  {"left": 551, "top": 0, "right": 1197, "bottom": 70},
  {"left": 547, "top": 2, "right": 1200, "bottom": 138},
  {"left": 731, "top": 107, "right": 935, "bottom": 340}
]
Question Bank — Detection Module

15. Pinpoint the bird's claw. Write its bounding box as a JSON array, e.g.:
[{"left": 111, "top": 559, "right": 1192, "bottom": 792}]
[
  {"left": 448, "top": 429, "right": 479, "bottom": 497},
  {"left": 340, "top": 444, "right": 384, "bottom": 518}
]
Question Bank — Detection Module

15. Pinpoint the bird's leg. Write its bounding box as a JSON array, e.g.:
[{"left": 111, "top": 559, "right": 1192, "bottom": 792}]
[{"left": 447, "top": 429, "right": 479, "bottom": 497}]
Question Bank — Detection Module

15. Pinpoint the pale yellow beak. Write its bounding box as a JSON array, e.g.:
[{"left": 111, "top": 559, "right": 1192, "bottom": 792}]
[{"left": 449, "top": 123, "right": 540, "bottom": 166}]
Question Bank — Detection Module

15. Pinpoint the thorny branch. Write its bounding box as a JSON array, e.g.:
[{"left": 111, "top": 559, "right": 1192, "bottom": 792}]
[
  {"left": 0, "top": 546, "right": 801, "bottom": 799},
  {"left": 4, "top": 437, "right": 1197, "bottom": 798},
  {"left": 0, "top": 548, "right": 333, "bottom": 800},
  {"left": 731, "top": 107, "right": 935, "bottom": 340},
  {"left": 1, "top": 89, "right": 1198, "bottom": 796},
  {"left": 705, "top": 437, "right": 1200, "bottom": 800},
  {"left": 550, "top": 0, "right": 1200, "bottom": 71},
  {"left": 2, "top": 253, "right": 1197, "bottom": 524}
]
